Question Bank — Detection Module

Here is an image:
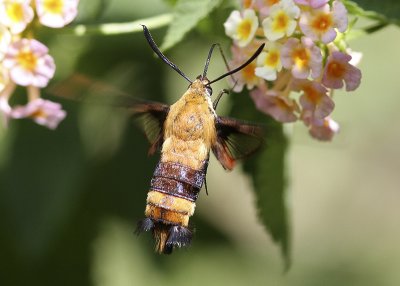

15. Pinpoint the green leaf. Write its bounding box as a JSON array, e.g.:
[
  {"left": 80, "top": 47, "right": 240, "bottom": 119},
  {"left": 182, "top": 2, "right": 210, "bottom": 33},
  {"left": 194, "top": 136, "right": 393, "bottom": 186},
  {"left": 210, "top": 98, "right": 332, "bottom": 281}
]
[
  {"left": 229, "top": 92, "right": 291, "bottom": 268},
  {"left": 160, "top": 0, "right": 223, "bottom": 51},
  {"left": 344, "top": 0, "right": 400, "bottom": 24},
  {"left": 354, "top": 0, "right": 400, "bottom": 21},
  {"left": 163, "top": 0, "right": 179, "bottom": 5},
  {"left": 0, "top": 108, "right": 85, "bottom": 260}
]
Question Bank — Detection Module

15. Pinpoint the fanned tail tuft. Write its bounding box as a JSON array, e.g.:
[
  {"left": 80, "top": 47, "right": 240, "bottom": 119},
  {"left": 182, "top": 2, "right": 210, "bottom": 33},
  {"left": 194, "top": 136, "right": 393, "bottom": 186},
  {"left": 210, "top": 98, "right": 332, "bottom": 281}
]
[{"left": 135, "top": 218, "right": 154, "bottom": 234}]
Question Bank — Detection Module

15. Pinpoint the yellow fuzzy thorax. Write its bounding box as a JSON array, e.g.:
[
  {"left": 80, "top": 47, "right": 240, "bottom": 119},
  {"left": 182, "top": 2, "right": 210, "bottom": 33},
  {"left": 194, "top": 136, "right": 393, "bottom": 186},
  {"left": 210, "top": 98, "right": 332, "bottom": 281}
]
[{"left": 161, "top": 79, "right": 216, "bottom": 170}]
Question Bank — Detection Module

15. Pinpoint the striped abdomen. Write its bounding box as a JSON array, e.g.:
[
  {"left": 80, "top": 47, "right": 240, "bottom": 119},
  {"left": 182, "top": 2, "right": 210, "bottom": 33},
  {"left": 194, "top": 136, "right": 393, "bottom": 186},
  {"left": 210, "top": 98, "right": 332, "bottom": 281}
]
[
  {"left": 146, "top": 161, "right": 205, "bottom": 225},
  {"left": 137, "top": 160, "right": 207, "bottom": 254}
]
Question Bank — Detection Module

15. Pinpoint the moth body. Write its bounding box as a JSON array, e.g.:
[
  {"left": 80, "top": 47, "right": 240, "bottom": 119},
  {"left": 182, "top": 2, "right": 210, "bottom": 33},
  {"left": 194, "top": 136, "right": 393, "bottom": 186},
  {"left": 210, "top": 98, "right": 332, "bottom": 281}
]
[
  {"left": 144, "top": 79, "right": 216, "bottom": 253},
  {"left": 136, "top": 25, "right": 264, "bottom": 254}
]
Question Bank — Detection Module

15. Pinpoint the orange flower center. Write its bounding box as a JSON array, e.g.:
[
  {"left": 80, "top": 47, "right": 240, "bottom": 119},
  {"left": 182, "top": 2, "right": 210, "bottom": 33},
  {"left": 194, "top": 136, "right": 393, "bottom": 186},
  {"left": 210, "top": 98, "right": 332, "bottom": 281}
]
[
  {"left": 6, "top": 3, "right": 24, "bottom": 22},
  {"left": 304, "top": 85, "right": 321, "bottom": 104},
  {"left": 237, "top": 19, "right": 253, "bottom": 40},
  {"left": 243, "top": 0, "right": 252, "bottom": 9},
  {"left": 242, "top": 62, "right": 257, "bottom": 82},
  {"left": 311, "top": 13, "right": 333, "bottom": 33},
  {"left": 326, "top": 61, "right": 345, "bottom": 78},
  {"left": 292, "top": 48, "right": 310, "bottom": 69},
  {"left": 275, "top": 97, "right": 292, "bottom": 112},
  {"left": 17, "top": 50, "right": 38, "bottom": 71},
  {"left": 44, "top": 0, "right": 64, "bottom": 14},
  {"left": 273, "top": 12, "right": 289, "bottom": 31},
  {"left": 31, "top": 109, "right": 46, "bottom": 119},
  {"left": 266, "top": 0, "right": 279, "bottom": 6},
  {"left": 265, "top": 51, "right": 279, "bottom": 67}
]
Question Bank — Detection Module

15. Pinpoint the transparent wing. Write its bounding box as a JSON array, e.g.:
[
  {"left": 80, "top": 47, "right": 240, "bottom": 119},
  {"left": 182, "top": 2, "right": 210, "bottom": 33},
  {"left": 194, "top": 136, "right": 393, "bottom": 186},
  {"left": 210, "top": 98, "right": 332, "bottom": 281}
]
[
  {"left": 212, "top": 116, "right": 264, "bottom": 170},
  {"left": 49, "top": 74, "right": 169, "bottom": 155}
]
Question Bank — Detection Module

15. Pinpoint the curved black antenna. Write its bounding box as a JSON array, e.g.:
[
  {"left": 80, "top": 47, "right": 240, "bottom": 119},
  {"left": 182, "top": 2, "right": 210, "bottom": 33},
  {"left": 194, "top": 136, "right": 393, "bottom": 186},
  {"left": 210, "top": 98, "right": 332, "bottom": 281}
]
[
  {"left": 142, "top": 25, "right": 192, "bottom": 83},
  {"left": 203, "top": 43, "right": 235, "bottom": 82},
  {"left": 202, "top": 44, "right": 218, "bottom": 79},
  {"left": 207, "top": 43, "right": 265, "bottom": 85}
]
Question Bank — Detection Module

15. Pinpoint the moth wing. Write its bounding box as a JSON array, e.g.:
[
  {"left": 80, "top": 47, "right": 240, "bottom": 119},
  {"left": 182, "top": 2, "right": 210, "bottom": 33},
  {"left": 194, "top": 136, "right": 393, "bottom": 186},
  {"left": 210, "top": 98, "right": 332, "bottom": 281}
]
[
  {"left": 48, "top": 74, "right": 169, "bottom": 155},
  {"left": 130, "top": 103, "right": 169, "bottom": 155},
  {"left": 212, "top": 116, "right": 264, "bottom": 170}
]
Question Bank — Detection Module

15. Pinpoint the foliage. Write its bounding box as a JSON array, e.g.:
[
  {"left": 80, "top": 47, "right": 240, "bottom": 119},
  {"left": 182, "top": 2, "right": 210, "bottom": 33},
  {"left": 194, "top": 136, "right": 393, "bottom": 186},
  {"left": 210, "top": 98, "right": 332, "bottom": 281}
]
[
  {"left": 230, "top": 91, "right": 290, "bottom": 267},
  {"left": 1, "top": 0, "right": 400, "bottom": 285},
  {"left": 160, "top": 0, "right": 223, "bottom": 51}
]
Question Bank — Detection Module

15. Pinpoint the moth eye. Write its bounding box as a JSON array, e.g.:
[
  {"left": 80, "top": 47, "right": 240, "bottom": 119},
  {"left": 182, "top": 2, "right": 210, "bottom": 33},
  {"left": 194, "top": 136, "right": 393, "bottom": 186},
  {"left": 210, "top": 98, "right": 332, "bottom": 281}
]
[{"left": 206, "top": 86, "right": 212, "bottom": 96}]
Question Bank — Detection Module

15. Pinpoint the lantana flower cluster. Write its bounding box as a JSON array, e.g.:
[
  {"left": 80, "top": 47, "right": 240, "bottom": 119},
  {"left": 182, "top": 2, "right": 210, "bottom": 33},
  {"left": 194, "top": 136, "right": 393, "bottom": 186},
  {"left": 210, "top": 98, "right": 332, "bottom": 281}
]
[
  {"left": 224, "top": 0, "right": 362, "bottom": 140},
  {"left": 0, "top": 0, "right": 80, "bottom": 129}
]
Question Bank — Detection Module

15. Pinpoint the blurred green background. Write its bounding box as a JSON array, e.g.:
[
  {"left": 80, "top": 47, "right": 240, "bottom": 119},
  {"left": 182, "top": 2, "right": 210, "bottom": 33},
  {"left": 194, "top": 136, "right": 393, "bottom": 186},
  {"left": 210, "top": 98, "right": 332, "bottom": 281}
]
[{"left": 0, "top": 0, "right": 400, "bottom": 285}]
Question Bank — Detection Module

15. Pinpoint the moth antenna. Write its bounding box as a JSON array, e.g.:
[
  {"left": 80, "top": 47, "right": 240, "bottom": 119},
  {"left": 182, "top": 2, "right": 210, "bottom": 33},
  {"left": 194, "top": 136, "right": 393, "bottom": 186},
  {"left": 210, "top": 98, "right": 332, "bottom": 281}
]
[
  {"left": 208, "top": 43, "right": 265, "bottom": 85},
  {"left": 202, "top": 43, "right": 235, "bottom": 81},
  {"left": 142, "top": 25, "right": 192, "bottom": 84}
]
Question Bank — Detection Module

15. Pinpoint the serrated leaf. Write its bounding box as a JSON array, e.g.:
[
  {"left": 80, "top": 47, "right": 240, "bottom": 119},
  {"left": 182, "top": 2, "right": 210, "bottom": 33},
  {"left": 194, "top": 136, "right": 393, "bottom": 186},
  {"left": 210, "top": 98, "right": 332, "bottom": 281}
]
[
  {"left": 229, "top": 92, "right": 290, "bottom": 268},
  {"left": 160, "top": 0, "right": 223, "bottom": 51}
]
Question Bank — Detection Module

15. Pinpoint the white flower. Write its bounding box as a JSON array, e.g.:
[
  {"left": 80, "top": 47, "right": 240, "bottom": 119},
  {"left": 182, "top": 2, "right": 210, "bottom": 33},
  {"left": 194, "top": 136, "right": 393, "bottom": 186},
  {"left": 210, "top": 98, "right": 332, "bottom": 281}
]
[
  {"left": 0, "top": 0, "right": 34, "bottom": 34},
  {"left": 224, "top": 9, "right": 259, "bottom": 47},
  {"left": 262, "top": 0, "right": 300, "bottom": 41},
  {"left": 255, "top": 42, "right": 282, "bottom": 81},
  {"left": 35, "top": 0, "right": 80, "bottom": 28},
  {"left": 0, "top": 25, "right": 12, "bottom": 60}
]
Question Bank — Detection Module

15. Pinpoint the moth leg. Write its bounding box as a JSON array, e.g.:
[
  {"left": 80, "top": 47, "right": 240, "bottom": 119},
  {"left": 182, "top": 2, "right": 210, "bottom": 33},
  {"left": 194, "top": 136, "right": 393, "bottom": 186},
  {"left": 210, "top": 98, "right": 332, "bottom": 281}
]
[{"left": 213, "top": 89, "right": 229, "bottom": 110}]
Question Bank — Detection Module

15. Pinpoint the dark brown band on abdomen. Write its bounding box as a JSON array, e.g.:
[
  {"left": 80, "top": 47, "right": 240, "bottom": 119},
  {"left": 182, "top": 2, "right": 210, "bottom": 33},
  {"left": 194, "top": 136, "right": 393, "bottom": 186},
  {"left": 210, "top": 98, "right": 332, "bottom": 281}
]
[
  {"left": 150, "top": 161, "right": 205, "bottom": 202},
  {"left": 153, "top": 161, "right": 205, "bottom": 189},
  {"left": 150, "top": 177, "right": 200, "bottom": 202}
]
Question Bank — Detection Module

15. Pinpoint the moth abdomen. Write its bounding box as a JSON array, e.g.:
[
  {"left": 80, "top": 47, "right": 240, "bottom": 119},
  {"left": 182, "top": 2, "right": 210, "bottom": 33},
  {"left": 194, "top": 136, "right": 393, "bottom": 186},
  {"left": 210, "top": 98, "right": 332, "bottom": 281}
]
[{"left": 137, "top": 161, "right": 206, "bottom": 253}]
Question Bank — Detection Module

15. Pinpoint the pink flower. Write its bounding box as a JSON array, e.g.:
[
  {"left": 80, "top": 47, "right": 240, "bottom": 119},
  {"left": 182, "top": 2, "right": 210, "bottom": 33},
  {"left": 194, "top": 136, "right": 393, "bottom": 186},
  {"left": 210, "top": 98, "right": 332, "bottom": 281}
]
[
  {"left": 35, "top": 0, "right": 80, "bottom": 28},
  {"left": 307, "top": 116, "right": 339, "bottom": 141},
  {"left": 293, "top": 79, "right": 334, "bottom": 120},
  {"left": 322, "top": 51, "right": 361, "bottom": 91},
  {"left": 11, "top": 97, "right": 66, "bottom": 129},
  {"left": 254, "top": 0, "right": 281, "bottom": 17},
  {"left": 299, "top": 1, "right": 348, "bottom": 44},
  {"left": 294, "top": 0, "right": 328, "bottom": 8},
  {"left": 250, "top": 86, "right": 298, "bottom": 122},
  {"left": 229, "top": 44, "right": 262, "bottom": 92},
  {"left": 0, "top": 0, "right": 34, "bottom": 34},
  {"left": 3, "top": 38, "right": 56, "bottom": 87},
  {"left": 0, "top": 94, "right": 11, "bottom": 113},
  {"left": 281, "top": 37, "right": 322, "bottom": 79},
  {"left": 0, "top": 94, "right": 12, "bottom": 125},
  {"left": 0, "top": 65, "right": 9, "bottom": 92},
  {"left": 0, "top": 79, "right": 16, "bottom": 126},
  {"left": 242, "top": 0, "right": 255, "bottom": 9},
  {"left": 0, "top": 25, "right": 12, "bottom": 60}
]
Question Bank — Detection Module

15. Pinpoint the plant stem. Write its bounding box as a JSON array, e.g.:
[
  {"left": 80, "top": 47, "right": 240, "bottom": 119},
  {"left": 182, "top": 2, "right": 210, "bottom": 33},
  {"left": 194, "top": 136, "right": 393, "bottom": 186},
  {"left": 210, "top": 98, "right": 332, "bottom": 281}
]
[{"left": 60, "top": 13, "right": 173, "bottom": 36}]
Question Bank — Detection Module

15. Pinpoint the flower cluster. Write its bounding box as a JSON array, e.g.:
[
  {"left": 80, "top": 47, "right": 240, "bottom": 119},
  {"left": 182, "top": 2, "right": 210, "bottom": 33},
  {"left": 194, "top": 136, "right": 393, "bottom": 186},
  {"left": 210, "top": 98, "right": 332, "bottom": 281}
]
[
  {"left": 0, "top": 0, "right": 80, "bottom": 129},
  {"left": 224, "top": 0, "right": 361, "bottom": 141}
]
